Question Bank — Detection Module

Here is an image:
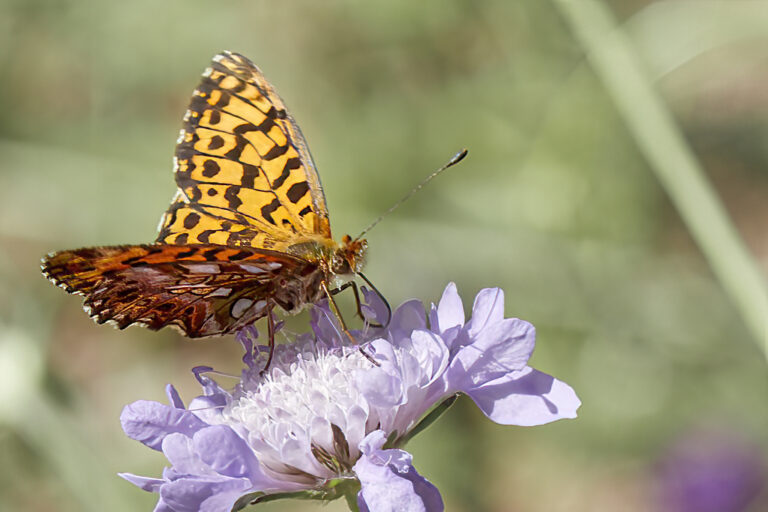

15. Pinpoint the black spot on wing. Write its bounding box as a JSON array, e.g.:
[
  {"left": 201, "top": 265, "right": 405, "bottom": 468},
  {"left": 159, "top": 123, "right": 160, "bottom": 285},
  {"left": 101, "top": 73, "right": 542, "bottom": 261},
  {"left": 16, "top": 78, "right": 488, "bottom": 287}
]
[
  {"left": 208, "top": 135, "right": 225, "bottom": 150},
  {"left": 228, "top": 250, "right": 251, "bottom": 261},
  {"left": 234, "top": 123, "right": 257, "bottom": 135},
  {"left": 197, "top": 230, "right": 216, "bottom": 243},
  {"left": 263, "top": 143, "right": 288, "bottom": 161},
  {"left": 225, "top": 186, "right": 243, "bottom": 209},
  {"left": 241, "top": 164, "right": 259, "bottom": 188},
  {"left": 281, "top": 219, "right": 297, "bottom": 233},
  {"left": 287, "top": 181, "right": 309, "bottom": 203},
  {"left": 183, "top": 213, "right": 201, "bottom": 229},
  {"left": 202, "top": 160, "right": 220, "bottom": 178},
  {"left": 273, "top": 157, "right": 302, "bottom": 189},
  {"left": 256, "top": 116, "right": 276, "bottom": 133},
  {"left": 213, "top": 90, "right": 231, "bottom": 109},
  {"left": 260, "top": 198, "right": 280, "bottom": 225},
  {"left": 203, "top": 248, "right": 220, "bottom": 261}
]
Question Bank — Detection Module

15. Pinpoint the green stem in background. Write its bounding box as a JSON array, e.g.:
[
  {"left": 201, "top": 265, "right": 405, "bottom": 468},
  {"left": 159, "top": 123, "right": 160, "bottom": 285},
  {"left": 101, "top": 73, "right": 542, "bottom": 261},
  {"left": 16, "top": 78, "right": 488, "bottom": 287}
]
[
  {"left": 553, "top": 0, "right": 768, "bottom": 360},
  {"left": 393, "top": 394, "right": 459, "bottom": 449}
]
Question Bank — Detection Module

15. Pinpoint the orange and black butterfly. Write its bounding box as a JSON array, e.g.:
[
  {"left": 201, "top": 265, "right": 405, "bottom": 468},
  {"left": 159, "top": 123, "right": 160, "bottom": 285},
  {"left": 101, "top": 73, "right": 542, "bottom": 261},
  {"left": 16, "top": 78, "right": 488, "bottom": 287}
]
[{"left": 42, "top": 52, "right": 383, "bottom": 362}]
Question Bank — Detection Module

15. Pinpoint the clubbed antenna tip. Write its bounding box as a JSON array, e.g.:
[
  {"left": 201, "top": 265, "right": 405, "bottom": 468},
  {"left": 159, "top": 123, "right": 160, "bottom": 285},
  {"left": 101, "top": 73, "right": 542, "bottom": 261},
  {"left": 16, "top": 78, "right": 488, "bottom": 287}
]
[{"left": 355, "top": 149, "right": 469, "bottom": 241}]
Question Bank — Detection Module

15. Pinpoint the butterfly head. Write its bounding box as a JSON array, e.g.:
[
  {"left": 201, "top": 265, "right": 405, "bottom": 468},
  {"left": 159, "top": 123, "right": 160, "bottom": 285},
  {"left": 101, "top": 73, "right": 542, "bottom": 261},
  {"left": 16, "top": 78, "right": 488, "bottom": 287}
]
[{"left": 331, "top": 235, "right": 367, "bottom": 275}]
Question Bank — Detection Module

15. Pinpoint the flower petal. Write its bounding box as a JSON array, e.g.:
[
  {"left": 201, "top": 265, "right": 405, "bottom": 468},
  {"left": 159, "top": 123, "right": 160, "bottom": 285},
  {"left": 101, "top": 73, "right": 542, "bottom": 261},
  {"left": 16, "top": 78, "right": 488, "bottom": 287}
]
[
  {"left": 121, "top": 400, "right": 208, "bottom": 451},
  {"left": 389, "top": 299, "right": 427, "bottom": 342},
  {"left": 408, "top": 330, "right": 450, "bottom": 387},
  {"left": 449, "top": 318, "right": 535, "bottom": 388},
  {"left": 357, "top": 339, "right": 405, "bottom": 407},
  {"left": 361, "top": 286, "right": 391, "bottom": 326},
  {"left": 188, "top": 368, "right": 231, "bottom": 424},
  {"left": 465, "top": 287, "right": 505, "bottom": 338},
  {"left": 434, "top": 282, "right": 464, "bottom": 333},
  {"left": 118, "top": 472, "right": 165, "bottom": 492},
  {"left": 194, "top": 425, "right": 275, "bottom": 487},
  {"left": 165, "top": 384, "right": 185, "bottom": 409},
  {"left": 160, "top": 475, "right": 253, "bottom": 512},
  {"left": 354, "top": 431, "right": 443, "bottom": 512},
  {"left": 464, "top": 367, "right": 581, "bottom": 426},
  {"left": 162, "top": 433, "right": 210, "bottom": 475}
]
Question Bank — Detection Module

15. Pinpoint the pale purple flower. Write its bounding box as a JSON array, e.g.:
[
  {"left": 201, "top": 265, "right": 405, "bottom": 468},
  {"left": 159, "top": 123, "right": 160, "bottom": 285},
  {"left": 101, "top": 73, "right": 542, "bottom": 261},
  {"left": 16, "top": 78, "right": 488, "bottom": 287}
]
[
  {"left": 655, "top": 426, "right": 766, "bottom": 512},
  {"left": 119, "top": 283, "right": 581, "bottom": 511}
]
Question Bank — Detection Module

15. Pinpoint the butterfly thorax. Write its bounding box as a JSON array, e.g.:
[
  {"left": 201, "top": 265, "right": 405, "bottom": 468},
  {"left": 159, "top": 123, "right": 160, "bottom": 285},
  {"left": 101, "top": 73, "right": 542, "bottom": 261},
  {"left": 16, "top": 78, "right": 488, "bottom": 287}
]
[{"left": 287, "top": 234, "right": 367, "bottom": 277}]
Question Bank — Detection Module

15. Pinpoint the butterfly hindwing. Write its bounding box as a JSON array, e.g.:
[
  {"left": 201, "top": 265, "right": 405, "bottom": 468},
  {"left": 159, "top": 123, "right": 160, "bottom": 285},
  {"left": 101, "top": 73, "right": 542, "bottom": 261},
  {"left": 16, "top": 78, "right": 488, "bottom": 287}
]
[
  {"left": 157, "top": 51, "right": 332, "bottom": 250},
  {"left": 42, "top": 245, "right": 323, "bottom": 337},
  {"left": 42, "top": 53, "right": 362, "bottom": 340}
]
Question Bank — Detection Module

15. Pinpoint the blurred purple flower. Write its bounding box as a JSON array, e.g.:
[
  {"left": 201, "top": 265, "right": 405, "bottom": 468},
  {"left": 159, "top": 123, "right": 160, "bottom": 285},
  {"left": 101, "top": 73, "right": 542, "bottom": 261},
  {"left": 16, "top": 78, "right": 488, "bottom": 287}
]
[
  {"left": 119, "top": 283, "right": 581, "bottom": 512},
  {"left": 656, "top": 426, "right": 766, "bottom": 512}
]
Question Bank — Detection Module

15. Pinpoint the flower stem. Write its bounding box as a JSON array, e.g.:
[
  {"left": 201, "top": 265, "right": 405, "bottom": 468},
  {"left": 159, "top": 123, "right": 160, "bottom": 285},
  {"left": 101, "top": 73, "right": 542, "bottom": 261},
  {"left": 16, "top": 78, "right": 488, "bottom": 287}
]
[
  {"left": 344, "top": 490, "right": 361, "bottom": 512},
  {"left": 394, "top": 394, "right": 459, "bottom": 448},
  {"left": 553, "top": 0, "right": 768, "bottom": 360}
]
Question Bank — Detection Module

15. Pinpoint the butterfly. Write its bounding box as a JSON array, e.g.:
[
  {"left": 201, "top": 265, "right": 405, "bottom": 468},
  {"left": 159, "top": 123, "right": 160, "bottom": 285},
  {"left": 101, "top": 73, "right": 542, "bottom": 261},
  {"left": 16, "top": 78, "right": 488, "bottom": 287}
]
[{"left": 42, "top": 51, "right": 383, "bottom": 363}]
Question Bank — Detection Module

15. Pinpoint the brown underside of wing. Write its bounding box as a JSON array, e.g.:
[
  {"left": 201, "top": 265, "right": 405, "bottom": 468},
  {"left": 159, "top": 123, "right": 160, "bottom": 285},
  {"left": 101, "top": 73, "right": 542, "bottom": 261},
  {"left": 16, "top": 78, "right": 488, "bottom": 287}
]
[{"left": 41, "top": 244, "right": 323, "bottom": 337}]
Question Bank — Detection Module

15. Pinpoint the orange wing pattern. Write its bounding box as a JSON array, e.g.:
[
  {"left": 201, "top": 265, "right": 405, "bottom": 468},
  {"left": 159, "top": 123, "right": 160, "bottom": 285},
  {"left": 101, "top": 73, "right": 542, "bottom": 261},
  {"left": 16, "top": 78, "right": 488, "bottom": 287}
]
[
  {"left": 42, "top": 245, "right": 324, "bottom": 337},
  {"left": 156, "top": 52, "right": 332, "bottom": 250},
  {"left": 41, "top": 52, "right": 354, "bottom": 339}
]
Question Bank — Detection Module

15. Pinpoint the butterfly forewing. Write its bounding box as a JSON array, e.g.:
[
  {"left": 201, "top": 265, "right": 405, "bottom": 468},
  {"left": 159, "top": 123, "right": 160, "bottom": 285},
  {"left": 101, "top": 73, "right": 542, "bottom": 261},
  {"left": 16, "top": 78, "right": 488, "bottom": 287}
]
[
  {"left": 157, "top": 51, "right": 332, "bottom": 250},
  {"left": 42, "top": 245, "right": 323, "bottom": 337},
  {"left": 42, "top": 51, "right": 350, "bottom": 338}
]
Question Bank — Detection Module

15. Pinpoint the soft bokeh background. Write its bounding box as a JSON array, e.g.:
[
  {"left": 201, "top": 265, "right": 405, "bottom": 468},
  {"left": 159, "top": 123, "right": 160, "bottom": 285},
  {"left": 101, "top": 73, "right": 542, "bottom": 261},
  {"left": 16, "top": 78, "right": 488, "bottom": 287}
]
[{"left": 1, "top": 1, "right": 767, "bottom": 511}]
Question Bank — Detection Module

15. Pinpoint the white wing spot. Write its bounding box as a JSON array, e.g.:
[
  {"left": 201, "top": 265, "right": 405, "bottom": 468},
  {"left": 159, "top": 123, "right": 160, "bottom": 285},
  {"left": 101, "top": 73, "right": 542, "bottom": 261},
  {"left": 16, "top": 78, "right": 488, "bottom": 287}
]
[
  {"left": 240, "top": 264, "right": 268, "bottom": 274},
  {"left": 231, "top": 298, "right": 253, "bottom": 319},
  {"left": 183, "top": 263, "right": 219, "bottom": 274},
  {"left": 207, "top": 287, "right": 232, "bottom": 298}
]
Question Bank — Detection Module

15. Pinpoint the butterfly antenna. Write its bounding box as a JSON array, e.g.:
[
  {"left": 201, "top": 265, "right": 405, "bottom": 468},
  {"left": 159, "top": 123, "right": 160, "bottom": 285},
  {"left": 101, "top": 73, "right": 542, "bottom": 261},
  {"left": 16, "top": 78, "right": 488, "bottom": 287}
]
[{"left": 354, "top": 148, "right": 468, "bottom": 241}]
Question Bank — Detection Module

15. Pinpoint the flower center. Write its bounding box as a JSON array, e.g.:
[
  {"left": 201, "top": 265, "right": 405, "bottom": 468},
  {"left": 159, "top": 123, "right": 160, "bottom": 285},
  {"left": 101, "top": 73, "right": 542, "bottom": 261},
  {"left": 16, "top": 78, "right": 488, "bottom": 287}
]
[{"left": 222, "top": 343, "right": 375, "bottom": 483}]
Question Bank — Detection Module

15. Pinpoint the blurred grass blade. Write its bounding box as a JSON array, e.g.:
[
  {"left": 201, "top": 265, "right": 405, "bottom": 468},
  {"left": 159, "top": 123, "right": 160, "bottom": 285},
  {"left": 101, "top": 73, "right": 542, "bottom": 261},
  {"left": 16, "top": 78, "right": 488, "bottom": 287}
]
[
  {"left": 553, "top": 0, "right": 768, "bottom": 359},
  {"left": 627, "top": 1, "right": 768, "bottom": 80}
]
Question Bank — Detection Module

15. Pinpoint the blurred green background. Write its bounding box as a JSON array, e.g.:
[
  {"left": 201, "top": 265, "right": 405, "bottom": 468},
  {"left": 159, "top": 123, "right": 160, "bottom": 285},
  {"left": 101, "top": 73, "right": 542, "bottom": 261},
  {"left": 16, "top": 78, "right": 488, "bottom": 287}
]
[{"left": 1, "top": 1, "right": 767, "bottom": 511}]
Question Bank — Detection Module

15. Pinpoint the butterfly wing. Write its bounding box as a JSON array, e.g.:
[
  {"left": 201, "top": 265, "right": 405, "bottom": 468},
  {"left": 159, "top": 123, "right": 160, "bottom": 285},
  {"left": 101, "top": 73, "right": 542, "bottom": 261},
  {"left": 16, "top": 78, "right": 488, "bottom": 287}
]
[
  {"left": 42, "top": 245, "right": 323, "bottom": 337},
  {"left": 156, "top": 51, "right": 332, "bottom": 250}
]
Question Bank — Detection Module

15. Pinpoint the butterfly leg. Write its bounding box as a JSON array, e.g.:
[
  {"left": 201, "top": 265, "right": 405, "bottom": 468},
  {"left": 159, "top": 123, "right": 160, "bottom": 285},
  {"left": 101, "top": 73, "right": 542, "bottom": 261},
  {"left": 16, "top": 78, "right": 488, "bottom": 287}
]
[
  {"left": 321, "top": 280, "right": 356, "bottom": 344},
  {"left": 321, "top": 280, "right": 380, "bottom": 366},
  {"left": 330, "top": 281, "right": 371, "bottom": 325},
  {"left": 261, "top": 299, "right": 276, "bottom": 375},
  {"left": 331, "top": 280, "right": 386, "bottom": 329}
]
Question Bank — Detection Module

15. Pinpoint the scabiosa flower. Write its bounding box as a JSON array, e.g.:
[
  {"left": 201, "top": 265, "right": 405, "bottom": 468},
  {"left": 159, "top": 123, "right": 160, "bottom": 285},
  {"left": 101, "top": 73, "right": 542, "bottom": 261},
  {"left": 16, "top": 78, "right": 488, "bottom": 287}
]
[
  {"left": 119, "top": 283, "right": 581, "bottom": 511},
  {"left": 655, "top": 426, "right": 766, "bottom": 512}
]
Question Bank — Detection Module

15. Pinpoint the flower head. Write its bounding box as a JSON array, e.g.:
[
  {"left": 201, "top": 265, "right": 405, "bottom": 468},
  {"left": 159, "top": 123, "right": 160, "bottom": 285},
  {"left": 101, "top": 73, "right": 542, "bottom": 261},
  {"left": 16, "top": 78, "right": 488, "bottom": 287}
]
[{"left": 120, "top": 283, "right": 581, "bottom": 511}]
